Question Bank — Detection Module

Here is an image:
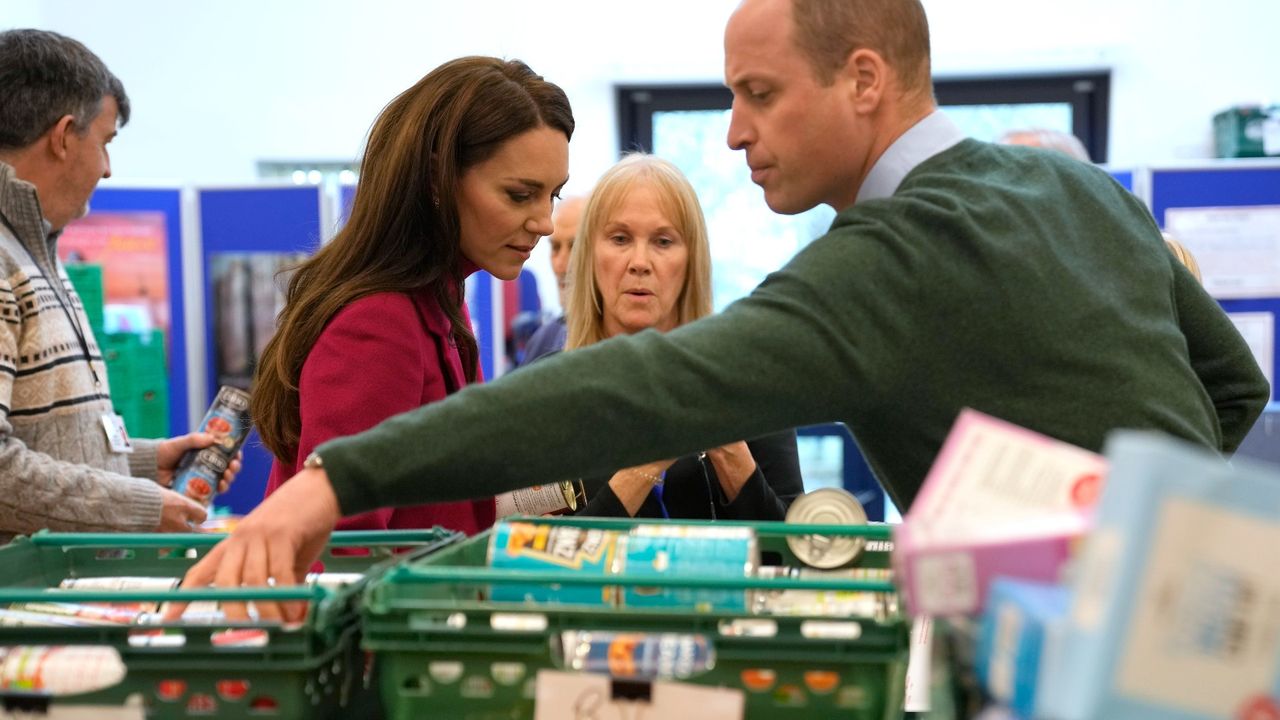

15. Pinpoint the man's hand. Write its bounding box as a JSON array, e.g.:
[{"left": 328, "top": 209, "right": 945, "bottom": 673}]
[
  {"left": 158, "top": 488, "right": 208, "bottom": 531},
  {"left": 164, "top": 468, "right": 341, "bottom": 624},
  {"left": 157, "top": 432, "right": 243, "bottom": 494}
]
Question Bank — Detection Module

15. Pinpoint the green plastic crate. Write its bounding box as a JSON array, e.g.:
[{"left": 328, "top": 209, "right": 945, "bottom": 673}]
[
  {"left": 362, "top": 516, "right": 908, "bottom": 720},
  {"left": 0, "top": 528, "right": 462, "bottom": 718},
  {"left": 103, "top": 331, "right": 170, "bottom": 437},
  {"left": 1213, "top": 105, "right": 1280, "bottom": 158},
  {"left": 63, "top": 262, "right": 105, "bottom": 334}
]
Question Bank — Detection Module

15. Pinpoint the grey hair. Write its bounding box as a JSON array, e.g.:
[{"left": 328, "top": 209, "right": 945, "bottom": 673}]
[{"left": 0, "top": 29, "right": 130, "bottom": 151}]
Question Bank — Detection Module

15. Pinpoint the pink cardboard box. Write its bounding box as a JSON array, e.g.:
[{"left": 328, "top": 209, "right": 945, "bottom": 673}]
[{"left": 894, "top": 409, "right": 1105, "bottom": 617}]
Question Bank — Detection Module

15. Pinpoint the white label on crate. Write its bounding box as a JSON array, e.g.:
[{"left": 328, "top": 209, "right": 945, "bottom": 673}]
[
  {"left": 800, "top": 620, "right": 862, "bottom": 640},
  {"left": 490, "top": 612, "right": 548, "bottom": 633},
  {"left": 914, "top": 551, "right": 977, "bottom": 616},
  {"left": 533, "top": 670, "right": 744, "bottom": 720},
  {"left": 908, "top": 411, "right": 1104, "bottom": 542},
  {"left": 903, "top": 617, "right": 933, "bottom": 712},
  {"left": 1264, "top": 115, "right": 1280, "bottom": 156},
  {"left": 1116, "top": 498, "right": 1280, "bottom": 713},
  {"left": 717, "top": 619, "right": 778, "bottom": 638},
  {"left": 429, "top": 661, "right": 464, "bottom": 684}
]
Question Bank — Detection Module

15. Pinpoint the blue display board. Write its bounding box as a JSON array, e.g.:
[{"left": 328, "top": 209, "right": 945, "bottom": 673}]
[
  {"left": 1151, "top": 162, "right": 1280, "bottom": 401},
  {"left": 198, "top": 186, "right": 323, "bottom": 514},
  {"left": 1109, "top": 169, "right": 1134, "bottom": 192},
  {"left": 796, "top": 423, "right": 886, "bottom": 522},
  {"left": 85, "top": 187, "right": 190, "bottom": 436},
  {"left": 338, "top": 183, "right": 356, "bottom": 226},
  {"left": 1151, "top": 164, "right": 1280, "bottom": 228},
  {"left": 469, "top": 271, "right": 497, "bottom": 380}
]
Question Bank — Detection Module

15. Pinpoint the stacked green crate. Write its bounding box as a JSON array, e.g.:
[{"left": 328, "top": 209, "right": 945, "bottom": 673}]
[
  {"left": 63, "top": 262, "right": 105, "bottom": 338},
  {"left": 102, "top": 330, "right": 170, "bottom": 438},
  {"left": 64, "top": 262, "right": 171, "bottom": 437},
  {"left": 1213, "top": 105, "right": 1280, "bottom": 158}
]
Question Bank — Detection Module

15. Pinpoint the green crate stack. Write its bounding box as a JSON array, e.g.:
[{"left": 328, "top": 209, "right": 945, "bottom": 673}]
[
  {"left": 0, "top": 529, "right": 463, "bottom": 719},
  {"left": 103, "top": 330, "right": 170, "bottom": 438},
  {"left": 1213, "top": 105, "right": 1280, "bottom": 158},
  {"left": 362, "top": 516, "right": 910, "bottom": 720},
  {"left": 63, "top": 262, "right": 105, "bottom": 338}
]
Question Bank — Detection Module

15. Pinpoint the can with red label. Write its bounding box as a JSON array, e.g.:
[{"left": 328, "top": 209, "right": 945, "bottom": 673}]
[{"left": 172, "top": 386, "right": 252, "bottom": 505}]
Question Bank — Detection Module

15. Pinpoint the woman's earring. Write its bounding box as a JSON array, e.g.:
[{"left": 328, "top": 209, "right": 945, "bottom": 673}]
[{"left": 432, "top": 195, "right": 441, "bottom": 208}]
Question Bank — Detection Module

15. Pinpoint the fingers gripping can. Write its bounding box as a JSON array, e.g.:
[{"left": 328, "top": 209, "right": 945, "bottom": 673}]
[
  {"left": 172, "top": 386, "right": 252, "bottom": 505},
  {"left": 785, "top": 487, "right": 869, "bottom": 569}
]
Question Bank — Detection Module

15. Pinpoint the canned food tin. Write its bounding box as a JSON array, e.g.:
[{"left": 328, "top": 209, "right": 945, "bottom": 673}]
[
  {"left": 487, "top": 521, "right": 621, "bottom": 606},
  {"left": 557, "top": 630, "right": 714, "bottom": 680},
  {"left": 172, "top": 386, "right": 252, "bottom": 506},
  {"left": 615, "top": 525, "right": 757, "bottom": 612},
  {"left": 751, "top": 567, "right": 896, "bottom": 620},
  {"left": 785, "top": 487, "right": 869, "bottom": 569}
]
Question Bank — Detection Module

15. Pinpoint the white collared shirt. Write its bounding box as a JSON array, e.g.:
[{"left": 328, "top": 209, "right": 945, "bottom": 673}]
[{"left": 855, "top": 111, "right": 967, "bottom": 205}]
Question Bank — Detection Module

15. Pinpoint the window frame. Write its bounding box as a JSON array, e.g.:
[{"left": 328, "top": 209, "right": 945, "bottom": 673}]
[{"left": 617, "top": 71, "right": 1111, "bottom": 161}]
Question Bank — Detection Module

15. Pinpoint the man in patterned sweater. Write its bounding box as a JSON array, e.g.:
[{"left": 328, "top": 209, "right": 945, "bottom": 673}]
[{"left": 0, "top": 29, "right": 237, "bottom": 540}]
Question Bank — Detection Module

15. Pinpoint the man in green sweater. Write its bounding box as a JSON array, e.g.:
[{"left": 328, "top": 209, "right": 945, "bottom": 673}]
[{"left": 175, "top": 0, "right": 1268, "bottom": 619}]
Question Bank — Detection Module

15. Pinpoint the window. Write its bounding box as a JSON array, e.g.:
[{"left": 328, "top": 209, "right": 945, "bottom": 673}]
[{"left": 617, "top": 72, "right": 1110, "bottom": 309}]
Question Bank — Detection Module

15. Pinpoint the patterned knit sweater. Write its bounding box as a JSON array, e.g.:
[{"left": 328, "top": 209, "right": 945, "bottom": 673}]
[
  {"left": 0, "top": 161, "right": 162, "bottom": 539},
  {"left": 316, "top": 139, "right": 1269, "bottom": 513}
]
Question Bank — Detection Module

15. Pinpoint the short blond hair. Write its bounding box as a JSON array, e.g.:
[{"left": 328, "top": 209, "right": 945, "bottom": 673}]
[{"left": 566, "top": 154, "right": 713, "bottom": 349}]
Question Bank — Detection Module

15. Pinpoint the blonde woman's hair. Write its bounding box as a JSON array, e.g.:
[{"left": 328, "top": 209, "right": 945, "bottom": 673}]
[
  {"left": 566, "top": 154, "right": 713, "bottom": 349},
  {"left": 1162, "top": 232, "right": 1203, "bottom": 283}
]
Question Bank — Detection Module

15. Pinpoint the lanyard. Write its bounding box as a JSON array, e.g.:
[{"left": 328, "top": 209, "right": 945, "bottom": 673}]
[
  {"left": 649, "top": 471, "right": 670, "bottom": 519},
  {"left": 53, "top": 285, "right": 102, "bottom": 388},
  {"left": 0, "top": 213, "right": 102, "bottom": 388}
]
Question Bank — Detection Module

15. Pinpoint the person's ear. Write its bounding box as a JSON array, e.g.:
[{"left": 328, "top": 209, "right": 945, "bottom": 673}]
[
  {"left": 45, "top": 114, "right": 77, "bottom": 161},
  {"left": 841, "top": 48, "right": 887, "bottom": 115}
]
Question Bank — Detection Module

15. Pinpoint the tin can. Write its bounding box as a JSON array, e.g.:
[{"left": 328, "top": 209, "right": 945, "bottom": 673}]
[
  {"left": 614, "top": 525, "right": 757, "bottom": 612},
  {"left": 0, "top": 646, "right": 126, "bottom": 695},
  {"left": 487, "top": 521, "right": 621, "bottom": 606},
  {"left": 751, "top": 566, "right": 896, "bottom": 620},
  {"left": 495, "top": 480, "right": 587, "bottom": 518},
  {"left": 785, "top": 487, "right": 869, "bottom": 569},
  {"left": 557, "top": 630, "right": 714, "bottom": 680},
  {"left": 172, "top": 386, "right": 252, "bottom": 506}
]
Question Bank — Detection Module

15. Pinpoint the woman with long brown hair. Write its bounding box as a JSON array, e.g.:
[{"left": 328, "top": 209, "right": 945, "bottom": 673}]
[{"left": 254, "top": 56, "right": 573, "bottom": 535}]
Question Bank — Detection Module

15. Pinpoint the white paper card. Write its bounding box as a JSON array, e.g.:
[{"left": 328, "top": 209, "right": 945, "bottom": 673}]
[
  {"left": 1165, "top": 205, "right": 1280, "bottom": 299},
  {"left": 903, "top": 617, "right": 933, "bottom": 712},
  {"left": 533, "top": 670, "right": 744, "bottom": 720},
  {"left": 99, "top": 414, "right": 133, "bottom": 454},
  {"left": 1227, "top": 311, "right": 1275, "bottom": 392}
]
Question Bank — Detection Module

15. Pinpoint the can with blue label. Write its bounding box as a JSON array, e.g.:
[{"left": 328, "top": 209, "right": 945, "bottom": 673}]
[
  {"left": 557, "top": 630, "right": 714, "bottom": 680},
  {"left": 172, "top": 386, "right": 252, "bottom": 506},
  {"left": 487, "top": 521, "right": 621, "bottom": 606},
  {"left": 613, "top": 524, "right": 757, "bottom": 612}
]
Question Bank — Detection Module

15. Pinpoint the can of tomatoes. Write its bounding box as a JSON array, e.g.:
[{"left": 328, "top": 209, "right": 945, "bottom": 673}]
[{"left": 172, "top": 386, "right": 252, "bottom": 506}]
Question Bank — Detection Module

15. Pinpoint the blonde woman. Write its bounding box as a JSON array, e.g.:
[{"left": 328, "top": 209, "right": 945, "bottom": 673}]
[{"left": 564, "top": 154, "right": 802, "bottom": 519}]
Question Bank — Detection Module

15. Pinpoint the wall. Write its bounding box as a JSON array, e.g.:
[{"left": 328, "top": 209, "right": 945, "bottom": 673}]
[{"left": 18, "top": 0, "right": 1279, "bottom": 185}]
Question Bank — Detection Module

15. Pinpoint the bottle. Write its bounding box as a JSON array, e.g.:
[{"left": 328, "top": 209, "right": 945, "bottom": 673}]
[{"left": 172, "top": 386, "right": 252, "bottom": 506}]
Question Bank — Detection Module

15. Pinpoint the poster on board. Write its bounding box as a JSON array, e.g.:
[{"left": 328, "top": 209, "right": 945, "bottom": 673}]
[
  {"left": 57, "top": 211, "right": 170, "bottom": 338},
  {"left": 208, "top": 252, "right": 307, "bottom": 391}
]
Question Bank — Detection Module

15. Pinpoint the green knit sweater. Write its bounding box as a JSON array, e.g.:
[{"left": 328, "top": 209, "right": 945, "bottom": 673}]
[{"left": 321, "top": 140, "right": 1269, "bottom": 512}]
